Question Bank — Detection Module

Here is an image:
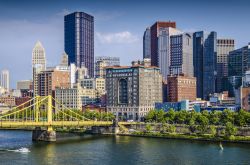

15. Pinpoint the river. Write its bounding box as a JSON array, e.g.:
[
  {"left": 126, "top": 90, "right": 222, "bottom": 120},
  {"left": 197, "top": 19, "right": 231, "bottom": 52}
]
[{"left": 0, "top": 130, "right": 249, "bottom": 165}]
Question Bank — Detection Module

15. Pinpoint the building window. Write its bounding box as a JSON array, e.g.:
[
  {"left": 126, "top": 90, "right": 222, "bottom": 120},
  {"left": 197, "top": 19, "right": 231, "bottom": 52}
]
[{"left": 118, "top": 79, "right": 128, "bottom": 104}]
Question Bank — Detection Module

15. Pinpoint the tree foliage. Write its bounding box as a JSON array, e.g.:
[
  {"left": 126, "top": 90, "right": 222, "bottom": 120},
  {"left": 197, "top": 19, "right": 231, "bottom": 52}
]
[{"left": 144, "top": 109, "right": 250, "bottom": 127}]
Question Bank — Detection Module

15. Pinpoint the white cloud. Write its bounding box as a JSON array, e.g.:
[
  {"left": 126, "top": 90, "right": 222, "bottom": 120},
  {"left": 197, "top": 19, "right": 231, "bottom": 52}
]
[
  {"left": 96, "top": 31, "right": 139, "bottom": 44},
  {"left": 56, "top": 9, "right": 71, "bottom": 16}
]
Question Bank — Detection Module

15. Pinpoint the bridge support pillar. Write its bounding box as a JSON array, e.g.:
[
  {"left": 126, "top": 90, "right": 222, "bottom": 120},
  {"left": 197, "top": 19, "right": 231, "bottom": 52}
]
[{"left": 32, "top": 127, "right": 56, "bottom": 142}]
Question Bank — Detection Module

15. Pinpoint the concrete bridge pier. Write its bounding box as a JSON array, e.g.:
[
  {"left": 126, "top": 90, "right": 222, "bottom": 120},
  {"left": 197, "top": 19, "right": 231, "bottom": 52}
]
[{"left": 32, "top": 127, "right": 56, "bottom": 142}]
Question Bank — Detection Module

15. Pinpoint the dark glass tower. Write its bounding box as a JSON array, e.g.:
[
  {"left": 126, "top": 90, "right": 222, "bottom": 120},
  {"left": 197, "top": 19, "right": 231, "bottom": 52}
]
[
  {"left": 193, "top": 31, "right": 217, "bottom": 100},
  {"left": 64, "top": 12, "right": 94, "bottom": 77}
]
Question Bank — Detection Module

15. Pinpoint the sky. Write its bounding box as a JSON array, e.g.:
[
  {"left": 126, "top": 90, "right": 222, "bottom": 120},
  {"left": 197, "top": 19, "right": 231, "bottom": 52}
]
[{"left": 0, "top": 0, "right": 250, "bottom": 88}]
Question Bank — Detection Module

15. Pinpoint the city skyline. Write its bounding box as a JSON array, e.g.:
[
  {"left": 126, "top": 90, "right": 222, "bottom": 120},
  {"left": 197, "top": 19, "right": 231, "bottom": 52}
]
[{"left": 1, "top": 0, "right": 250, "bottom": 88}]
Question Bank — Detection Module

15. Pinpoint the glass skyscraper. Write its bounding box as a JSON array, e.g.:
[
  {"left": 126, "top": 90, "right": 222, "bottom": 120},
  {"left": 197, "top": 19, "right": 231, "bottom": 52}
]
[
  {"left": 193, "top": 31, "right": 217, "bottom": 100},
  {"left": 143, "top": 27, "right": 151, "bottom": 59},
  {"left": 64, "top": 12, "right": 94, "bottom": 77}
]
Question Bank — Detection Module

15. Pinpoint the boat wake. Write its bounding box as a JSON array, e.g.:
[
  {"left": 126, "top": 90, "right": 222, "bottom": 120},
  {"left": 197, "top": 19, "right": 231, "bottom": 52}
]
[{"left": 4, "top": 147, "right": 31, "bottom": 153}]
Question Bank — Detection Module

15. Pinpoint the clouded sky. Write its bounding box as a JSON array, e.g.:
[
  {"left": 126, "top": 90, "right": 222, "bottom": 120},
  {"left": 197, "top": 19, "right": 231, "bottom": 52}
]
[{"left": 0, "top": 0, "right": 250, "bottom": 88}]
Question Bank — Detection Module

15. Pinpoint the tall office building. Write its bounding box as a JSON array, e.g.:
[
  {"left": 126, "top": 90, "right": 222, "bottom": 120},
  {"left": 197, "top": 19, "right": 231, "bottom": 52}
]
[
  {"left": 143, "top": 27, "right": 151, "bottom": 59},
  {"left": 32, "top": 41, "right": 46, "bottom": 97},
  {"left": 150, "top": 21, "right": 176, "bottom": 67},
  {"left": 64, "top": 12, "right": 94, "bottom": 77},
  {"left": 106, "top": 59, "right": 162, "bottom": 121},
  {"left": 0, "top": 70, "right": 10, "bottom": 92},
  {"left": 157, "top": 27, "right": 182, "bottom": 80},
  {"left": 170, "top": 33, "right": 193, "bottom": 76},
  {"left": 216, "top": 39, "right": 235, "bottom": 93},
  {"left": 95, "top": 56, "right": 120, "bottom": 78},
  {"left": 228, "top": 43, "right": 250, "bottom": 96},
  {"left": 193, "top": 31, "right": 217, "bottom": 100}
]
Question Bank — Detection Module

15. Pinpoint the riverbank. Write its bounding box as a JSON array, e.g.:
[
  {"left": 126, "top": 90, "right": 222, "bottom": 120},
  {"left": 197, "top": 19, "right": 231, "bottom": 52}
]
[{"left": 117, "top": 132, "right": 250, "bottom": 144}]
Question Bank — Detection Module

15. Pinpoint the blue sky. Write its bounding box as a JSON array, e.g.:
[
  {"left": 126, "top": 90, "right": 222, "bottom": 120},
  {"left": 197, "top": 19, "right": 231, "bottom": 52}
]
[{"left": 0, "top": 0, "right": 249, "bottom": 88}]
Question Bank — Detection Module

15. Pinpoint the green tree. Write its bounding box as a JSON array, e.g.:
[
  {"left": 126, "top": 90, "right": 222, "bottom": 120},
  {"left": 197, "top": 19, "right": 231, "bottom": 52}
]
[
  {"left": 175, "top": 110, "right": 187, "bottom": 124},
  {"left": 165, "top": 109, "right": 175, "bottom": 124},
  {"left": 221, "top": 109, "right": 234, "bottom": 125},
  {"left": 209, "top": 111, "right": 221, "bottom": 125},
  {"left": 156, "top": 109, "right": 166, "bottom": 123},
  {"left": 196, "top": 113, "right": 209, "bottom": 133},
  {"left": 225, "top": 122, "right": 238, "bottom": 138},
  {"left": 186, "top": 110, "right": 197, "bottom": 125},
  {"left": 209, "top": 125, "right": 217, "bottom": 137},
  {"left": 145, "top": 110, "right": 156, "bottom": 122},
  {"left": 145, "top": 124, "right": 152, "bottom": 132},
  {"left": 235, "top": 109, "right": 247, "bottom": 127}
]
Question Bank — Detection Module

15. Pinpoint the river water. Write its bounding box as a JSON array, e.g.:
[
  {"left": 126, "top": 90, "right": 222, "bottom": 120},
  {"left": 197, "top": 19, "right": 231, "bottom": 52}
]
[{"left": 0, "top": 130, "right": 249, "bottom": 165}]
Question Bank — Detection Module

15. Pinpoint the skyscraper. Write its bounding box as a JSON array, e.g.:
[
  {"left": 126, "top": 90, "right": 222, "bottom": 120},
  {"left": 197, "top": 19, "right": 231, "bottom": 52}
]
[
  {"left": 32, "top": 41, "right": 46, "bottom": 97},
  {"left": 0, "top": 69, "right": 10, "bottom": 92},
  {"left": 143, "top": 27, "right": 151, "bottom": 59},
  {"left": 216, "top": 39, "right": 235, "bottom": 93},
  {"left": 150, "top": 21, "right": 176, "bottom": 67},
  {"left": 228, "top": 43, "right": 250, "bottom": 96},
  {"left": 64, "top": 12, "right": 94, "bottom": 77},
  {"left": 170, "top": 33, "right": 193, "bottom": 76},
  {"left": 157, "top": 27, "right": 181, "bottom": 80},
  {"left": 193, "top": 31, "right": 217, "bottom": 100}
]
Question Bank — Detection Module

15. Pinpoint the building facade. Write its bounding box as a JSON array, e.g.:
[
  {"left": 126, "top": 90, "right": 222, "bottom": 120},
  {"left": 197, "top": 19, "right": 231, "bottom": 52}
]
[
  {"left": 55, "top": 87, "right": 81, "bottom": 110},
  {"left": 228, "top": 44, "right": 250, "bottom": 96},
  {"left": 170, "top": 33, "right": 193, "bottom": 76},
  {"left": 106, "top": 59, "right": 162, "bottom": 121},
  {"left": 158, "top": 27, "right": 182, "bottom": 81},
  {"left": 32, "top": 41, "right": 46, "bottom": 97},
  {"left": 64, "top": 12, "right": 94, "bottom": 77},
  {"left": 95, "top": 56, "right": 120, "bottom": 78},
  {"left": 0, "top": 70, "right": 10, "bottom": 92},
  {"left": 193, "top": 31, "right": 217, "bottom": 100},
  {"left": 16, "top": 80, "right": 32, "bottom": 90},
  {"left": 150, "top": 21, "right": 176, "bottom": 67},
  {"left": 167, "top": 75, "right": 196, "bottom": 102},
  {"left": 216, "top": 39, "right": 235, "bottom": 93},
  {"left": 37, "top": 69, "right": 70, "bottom": 96},
  {"left": 143, "top": 27, "right": 151, "bottom": 59}
]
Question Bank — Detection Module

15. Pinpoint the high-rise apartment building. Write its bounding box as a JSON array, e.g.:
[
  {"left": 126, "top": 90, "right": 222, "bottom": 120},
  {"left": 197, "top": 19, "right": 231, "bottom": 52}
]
[
  {"left": 193, "top": 31, "right": 217, "bottom": 100},
  {"left": 170, "top": 33, "right": 193, "bottom": 76},
  {"left": 32, "top": 41, "right": 46, "bottom": 97},
  {"left": 167, "top": 75, "right": 197, "bottom": 102},
  {"left": 95, "top": 56, "right": 120, "bottom": 78},
  {"left": 106, "top": 59, "right": 162, "bottom": 121},
  {"left": 0, "top": 70, "right": 10, "bottom": 92},
  {"left": 143, "top": 27, "right": 151, "bottom": 59},
  {"left": 150, "top": 21, "right": 176, "bottom": 67},
  {"left": 216, "top": 39, "right": 235, "bottom": 93},
  {"left": 64, "top": 12, "right": 94, "bottom": 77}
]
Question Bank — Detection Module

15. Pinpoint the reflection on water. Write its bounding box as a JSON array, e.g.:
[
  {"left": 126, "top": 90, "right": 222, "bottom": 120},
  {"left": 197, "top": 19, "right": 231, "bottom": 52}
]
[{"left": 0, "top": 130, "right": 250, "bottom": 165}]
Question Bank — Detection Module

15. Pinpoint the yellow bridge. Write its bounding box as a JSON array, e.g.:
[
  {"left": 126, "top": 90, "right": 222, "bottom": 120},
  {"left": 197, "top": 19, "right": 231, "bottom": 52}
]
[{"left": 0, "top": 95, "right": 136, "bottom": 131}]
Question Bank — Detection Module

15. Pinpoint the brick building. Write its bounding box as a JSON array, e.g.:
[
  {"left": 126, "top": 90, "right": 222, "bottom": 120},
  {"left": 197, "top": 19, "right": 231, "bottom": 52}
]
[{"left": 167, "top": 75, "right": 196, "bottom": 102}]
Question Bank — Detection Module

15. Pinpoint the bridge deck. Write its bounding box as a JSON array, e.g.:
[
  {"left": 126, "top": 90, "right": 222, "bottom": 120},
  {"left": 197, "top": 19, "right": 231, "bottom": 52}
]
[{"left": 0, "top": 121, "right": 140, "bottom": 128}]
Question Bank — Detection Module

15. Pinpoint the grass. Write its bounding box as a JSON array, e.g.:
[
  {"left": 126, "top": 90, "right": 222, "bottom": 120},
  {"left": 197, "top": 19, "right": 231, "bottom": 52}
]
[{"left": 130, "top": 131, "right": 250, "bottom": 143}]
